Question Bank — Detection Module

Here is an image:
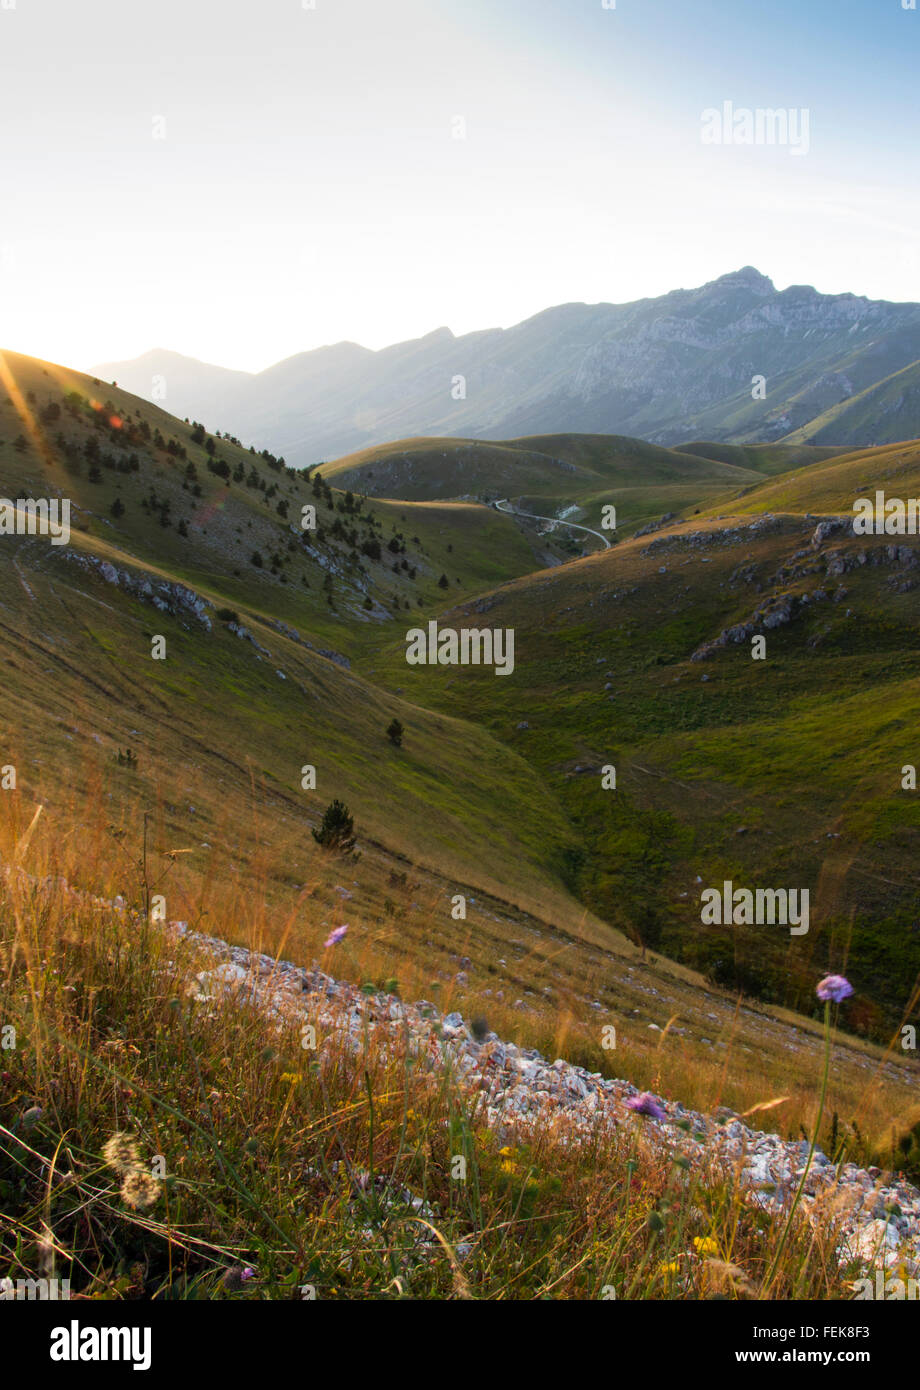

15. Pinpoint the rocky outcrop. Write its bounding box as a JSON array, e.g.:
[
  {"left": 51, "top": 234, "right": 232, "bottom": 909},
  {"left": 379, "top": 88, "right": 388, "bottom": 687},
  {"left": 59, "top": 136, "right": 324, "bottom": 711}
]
[
  {"left": 5, "top": 854, "right": 918, "bottom": 1281},
  {"left": 64, "top": 552, "right": 213, "bottom": 630},
  {"left": 691, "top": 526, "right": 920, "bottom": 660},
  {"left": 227, "top": 622, "right": 271, "bottom": 657},
  {"left": 177, "top": 924, "right": 920, "bottom": 1279},
  {"left": 810, "top": 515, "right": 854, "bottom": 547},
  {"left": 641, "top": 515, "right": 784, "bottom": 557},
  {"left": 634, "top": 512, "right": 679, "bottom": 539},
  {"left": 691, "top": 592, "right": 803, "bottom": 661},
  {"left": 264, "top": 617, "right": 351, "bottom": 668}
]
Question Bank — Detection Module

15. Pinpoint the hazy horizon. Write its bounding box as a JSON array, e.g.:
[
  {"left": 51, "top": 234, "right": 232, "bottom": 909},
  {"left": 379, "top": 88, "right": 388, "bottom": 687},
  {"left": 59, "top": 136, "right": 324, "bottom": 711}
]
[{"left": 83, "top": 263, "right": 920, "bottom": 379}]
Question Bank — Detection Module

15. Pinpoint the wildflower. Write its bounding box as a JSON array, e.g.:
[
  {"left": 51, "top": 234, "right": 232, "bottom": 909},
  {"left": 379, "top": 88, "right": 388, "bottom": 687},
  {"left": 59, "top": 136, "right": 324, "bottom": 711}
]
[
  {"left": 816, "top": 975, "right": 853, "bottom": 1003},
  {"left": 120, "top": 1169, "right": 161, "bottom": 1211},
  {"left": 693, "top": 1236, "right": 719, "bottom": 1257},
  {"left": 324, "top": 925, "right": 348, "bottom": 948},
  {"left": 659, "top": 1260, "right": 680, "bottom": 1275},
  {"left": 765, "top": 973, "right": 852, "bottom": 1293},
  {"left": 626, "top": 1092, "right": 667, "bottom": 1121},
  {"left": 279, "top": 1072, "right": 302, "bottom": 1085},
  {"left": 102, "top": 1132, "right": 141, "bottom": 1175}
]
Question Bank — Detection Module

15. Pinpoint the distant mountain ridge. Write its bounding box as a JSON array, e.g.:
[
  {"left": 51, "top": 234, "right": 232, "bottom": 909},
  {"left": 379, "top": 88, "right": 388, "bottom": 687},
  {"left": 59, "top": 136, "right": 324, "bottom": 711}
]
[{"left": 91, "top": 268, "right": 920, "bottom": 467}]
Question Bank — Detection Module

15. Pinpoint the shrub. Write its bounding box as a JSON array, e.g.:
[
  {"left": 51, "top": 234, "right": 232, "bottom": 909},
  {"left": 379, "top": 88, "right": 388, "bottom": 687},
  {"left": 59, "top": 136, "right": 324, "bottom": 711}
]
[{"left": 311, "top": 799, "right": 356, "bottom": 854}]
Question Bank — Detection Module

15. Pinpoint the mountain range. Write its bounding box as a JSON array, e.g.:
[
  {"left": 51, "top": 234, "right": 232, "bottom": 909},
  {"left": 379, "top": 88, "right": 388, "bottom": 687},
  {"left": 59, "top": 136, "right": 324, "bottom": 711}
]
[{"left": 92, "top": 267, "right": 920, "bottom": 468}]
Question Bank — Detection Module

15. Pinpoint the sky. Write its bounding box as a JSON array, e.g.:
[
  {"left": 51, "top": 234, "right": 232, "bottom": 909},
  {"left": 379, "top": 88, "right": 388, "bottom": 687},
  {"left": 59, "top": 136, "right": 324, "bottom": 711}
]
[{"left": 1, "top": 0, "right": 919, "bottom": 373}]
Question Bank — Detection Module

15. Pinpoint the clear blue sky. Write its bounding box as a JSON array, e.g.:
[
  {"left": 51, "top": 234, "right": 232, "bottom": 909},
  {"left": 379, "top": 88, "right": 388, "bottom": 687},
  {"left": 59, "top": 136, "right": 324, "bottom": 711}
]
[{"left": 0, "top": 0, "right": 917, "bottom": 371}]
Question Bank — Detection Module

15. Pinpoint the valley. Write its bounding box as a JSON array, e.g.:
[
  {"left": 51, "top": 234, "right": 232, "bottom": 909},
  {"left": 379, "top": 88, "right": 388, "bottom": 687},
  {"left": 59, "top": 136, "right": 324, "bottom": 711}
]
[
  {"left": 0, "top": 350, "right": 917, "bottom": 1119},
  {"left": 2, "top": 341, "right": 919, "bottom": 1307}
]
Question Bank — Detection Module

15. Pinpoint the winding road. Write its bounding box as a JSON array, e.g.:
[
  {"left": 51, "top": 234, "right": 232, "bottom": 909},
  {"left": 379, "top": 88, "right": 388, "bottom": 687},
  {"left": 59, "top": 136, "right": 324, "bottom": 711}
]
[{"left": 493, "top": 498, "right": 611, "bottom": 550}]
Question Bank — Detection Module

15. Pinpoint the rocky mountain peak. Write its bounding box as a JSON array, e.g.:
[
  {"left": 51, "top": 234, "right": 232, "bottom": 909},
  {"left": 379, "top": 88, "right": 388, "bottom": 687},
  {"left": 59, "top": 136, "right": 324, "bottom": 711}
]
[{"left": 709, "top": 266, "right": 776, "bottom": 295}]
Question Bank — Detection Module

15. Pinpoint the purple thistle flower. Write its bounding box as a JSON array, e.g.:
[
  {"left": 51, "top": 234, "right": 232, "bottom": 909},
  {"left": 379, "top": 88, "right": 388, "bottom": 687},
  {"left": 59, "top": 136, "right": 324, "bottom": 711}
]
[
  {"left": 324, "top": 925, "right": 348, "bottom": 948},
  {"left": 626, "top": 1091, "right": 667, "bottom": 1121},
  {"left": 816, "top": 974, "right": 853, "bottom": 1003}
]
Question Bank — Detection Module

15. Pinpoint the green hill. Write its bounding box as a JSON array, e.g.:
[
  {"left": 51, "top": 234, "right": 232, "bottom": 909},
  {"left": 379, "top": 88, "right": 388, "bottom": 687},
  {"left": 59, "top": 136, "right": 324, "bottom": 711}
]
[
  {"left": 696, "top": 437, "right": 920, "bottom": 519},
  {"left": 321, "top": 431, "right": 764, "bottom": 537},
  {"left": 676, "top": 440, "right": 843, "bottom": 475},
  {"left": 359, "top": 452, "right": 920, "bottom": 1033},
  {"left": 322, "top": 432, "right": 759, "bottom": 498},
  {"left": 0, "top": 352, "right": 557, "bottom": 648}
]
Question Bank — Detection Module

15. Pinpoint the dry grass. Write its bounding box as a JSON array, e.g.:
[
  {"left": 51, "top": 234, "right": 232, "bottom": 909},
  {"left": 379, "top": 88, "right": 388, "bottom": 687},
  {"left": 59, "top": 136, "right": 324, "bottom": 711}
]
[{"left": 0, "top": 791, "right": 911, "bottom": 1301}]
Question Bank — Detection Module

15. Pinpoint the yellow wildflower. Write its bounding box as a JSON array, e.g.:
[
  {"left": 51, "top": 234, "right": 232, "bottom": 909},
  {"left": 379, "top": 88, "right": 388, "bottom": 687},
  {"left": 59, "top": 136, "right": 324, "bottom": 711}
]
[{"left": 693, "top": 1236, "right": 719, "bottom": 1257}]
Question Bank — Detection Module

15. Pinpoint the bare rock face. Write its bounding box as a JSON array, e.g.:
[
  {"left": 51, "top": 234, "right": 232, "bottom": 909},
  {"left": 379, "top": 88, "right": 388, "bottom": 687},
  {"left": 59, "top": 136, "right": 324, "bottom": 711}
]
[
  {"left": 812, "top": 516, "right": 854, "bottom": 547},
  {"left": 64, "top": 552, "right": 213, "bottom": 630},
  {"left": 689, "top": 522, "right": 920, "bottom": 662}
]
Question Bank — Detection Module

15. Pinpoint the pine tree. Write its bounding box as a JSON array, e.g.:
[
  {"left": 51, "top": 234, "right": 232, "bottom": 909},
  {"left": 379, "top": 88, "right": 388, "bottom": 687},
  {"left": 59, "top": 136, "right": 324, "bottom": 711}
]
[
  {"left": 386, "top": 719, "right": 403, "bottom": 747},
  {"left": 312, "top": 799, "right": 356, "bottom": 853}
]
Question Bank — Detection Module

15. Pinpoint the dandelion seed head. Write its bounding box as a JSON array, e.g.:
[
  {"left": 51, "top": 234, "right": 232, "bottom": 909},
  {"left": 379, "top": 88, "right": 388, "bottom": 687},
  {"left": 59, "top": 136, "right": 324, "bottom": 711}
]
[
  {"left": 103, "top": 1131, "right": 141, "bottom": 1175},
  {"left": 120, "top": 1169, "right": 161, "bottom": 1211}
]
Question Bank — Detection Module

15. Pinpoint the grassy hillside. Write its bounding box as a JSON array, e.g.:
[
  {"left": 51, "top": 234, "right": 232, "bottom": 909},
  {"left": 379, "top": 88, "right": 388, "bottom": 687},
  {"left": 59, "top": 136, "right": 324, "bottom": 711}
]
[
  {"left": 0, "top": 353, "right": 566, "bottom": 651},
  {"left": 779, "top": 360, "right": 920, "bottom": 449},
  {"left": 3, "top": 816, "right": 887, "bottom": 1304},
  {"left": 320, "top": 432, "right": 765, "bottom": 539},
  {"left": 321, "top": 432, "right": 758, "bottom": 495},
  {"left": 360, "top": 484, "right": 920, "bottom": 1037},
  {"left": 2, "top": 347, "right": 919, "bottom": 1202},
  {"left": 676, "top": 441, "right": 843, "bottom": 476},
  {"left": 696, "top": 438, "right": 920, "bottom": 519},
  {"left": 0, "top": 350, "right": 623, "bottom": 923}
]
